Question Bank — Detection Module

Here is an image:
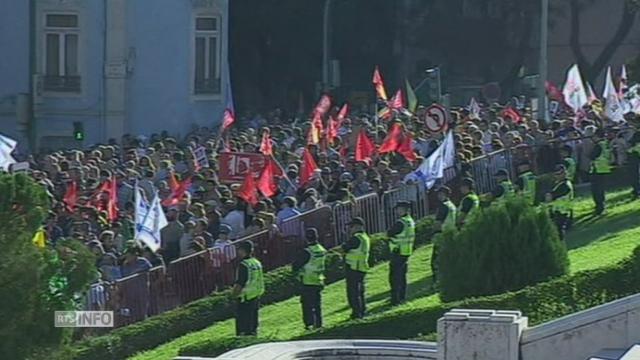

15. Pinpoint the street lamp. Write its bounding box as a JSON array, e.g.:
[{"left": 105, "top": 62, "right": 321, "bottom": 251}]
[
  {"left": 322, "top": 0, "right": 333, "bottom": 91},
  {"left": 537, "top": 0, "right": 549, "bottom": 123}
]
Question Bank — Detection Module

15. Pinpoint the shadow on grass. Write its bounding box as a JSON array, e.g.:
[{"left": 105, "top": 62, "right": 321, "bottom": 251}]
[
  {"left": 324, "top": 274, "right": 435, "bottom": 317},
  {"left": 566, "top": 208, "right": 639, "bottom": 250}
]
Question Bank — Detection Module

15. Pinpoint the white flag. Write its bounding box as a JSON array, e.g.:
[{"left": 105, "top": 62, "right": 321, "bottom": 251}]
[
  {"left": 562, "top": 64, "right": 588, "bottom": 113},
  {"left": 412, "top": 132, "right": 454, "bottom": 190},
  {"left": 619, "top": 64, "right": 629, "bottom": 97},
  {"left": 468, "top": 97, "right": 481, "bottom": 118},
  {"left": 628, "top": 84, "right": 640, "bottom": 115},
  {"left": 603, "top": 66, "right": 625, "bottom": 123},
  {"left": 135, "top": 192, "right": 168, "bottom": 252},
  {"left": 134, "top": 184, "right": 150, "bottom": 239},
  {"left": 442, "top": 131, "right": 456, "bottom": 169},
  {"left": 0, "top": 133, "right": 17, "bottom": 171}
]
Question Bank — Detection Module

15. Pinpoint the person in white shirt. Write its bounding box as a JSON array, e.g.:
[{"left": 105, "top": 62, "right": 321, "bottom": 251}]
[{"left": 222, "top": 202, "right": 246, "bottom": 239}]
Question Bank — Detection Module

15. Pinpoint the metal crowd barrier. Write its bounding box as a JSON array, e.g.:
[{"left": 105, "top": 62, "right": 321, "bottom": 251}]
[{"left": 90, "top": 136, "right": 609, "bottom": 329}]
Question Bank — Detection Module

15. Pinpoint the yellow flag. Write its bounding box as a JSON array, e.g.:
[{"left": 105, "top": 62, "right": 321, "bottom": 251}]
[{"left": 32, "top": 228, "right": 46, "bottom": 249}]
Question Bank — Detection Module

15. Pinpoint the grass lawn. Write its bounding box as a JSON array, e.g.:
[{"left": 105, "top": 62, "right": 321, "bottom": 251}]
[{"left": 131, "top": 189, "right": 639, "bottom": 360}]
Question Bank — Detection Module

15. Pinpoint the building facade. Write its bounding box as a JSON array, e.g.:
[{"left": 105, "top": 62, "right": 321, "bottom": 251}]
[{"left": 0, "top": 0, "right": 229, "bottom": 151}]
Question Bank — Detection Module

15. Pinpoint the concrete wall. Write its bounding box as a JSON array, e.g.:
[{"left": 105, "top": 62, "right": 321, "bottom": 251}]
[
  {"left": 125, "top": 0, "right": 228, "bottom": 138},
  {"left": 0, "top": 0, "right": 32, "bottom": 145},
  {"left": 521, "top": 294, "right": 640, "bottom": 360},
  {"left": 0, "top": 0, "right": 228, "bottom": 150}
]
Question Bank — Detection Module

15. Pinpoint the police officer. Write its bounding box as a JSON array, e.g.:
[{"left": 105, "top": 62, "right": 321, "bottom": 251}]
[
  {"left": 431, "top": 186, "right": 457, "bottom": 283},
  {"left": 386, "top": 200, "right": 415, "bottom": 306},
  {"left": 341, "top": 217, "right": 370, "bottom": 319},
  {"left": 515, "top": 161, "right": 537, "bottom": 204},
  {"left": 231, "top": 241, "right": 264, "bottom": 336},
  {"left": 457, "top": 177, "right": 479, "bottom": 228},
  {"left": 589, "top": 129, "right": 613, "bottom": 215},
  {"left": 492, "top": 169, "right": 515, "bottom": 200},
  {"left": 292, "top": 228, "right": 327, "bottom": 329},
  {"left": 626, "top": 130, "right": 640, "bottom": 198},
  {"left": 545, "top": 165, "right": 574, "bottom": 240}
]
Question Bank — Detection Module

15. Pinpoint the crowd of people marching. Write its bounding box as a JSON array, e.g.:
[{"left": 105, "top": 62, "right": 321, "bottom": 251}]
[{"left": 1, "top": 65, "right": 640, "bottom": 320}]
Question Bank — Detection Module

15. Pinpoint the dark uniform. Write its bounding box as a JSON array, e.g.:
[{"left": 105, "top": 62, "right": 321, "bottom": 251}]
[
  {"left": 292, "top": 228, "right": 327, "bottom": 329},
  {"left": 589, "top": 135, "right": 613, "bottom": 215},
  {"left": 627, "top": 132, "right": 640, "bottom": 198},
  {"left": 342, "top": 217, "right": 370, "bottom": 319},
  {"left": 548, "top": 173, "right": 574, "bottom": 240},
  {"left": 386, "top": 201, "right": 415, "bottom": 305},
  {"left": 234, "top": 250, "right": 264, "bottom": 336}
]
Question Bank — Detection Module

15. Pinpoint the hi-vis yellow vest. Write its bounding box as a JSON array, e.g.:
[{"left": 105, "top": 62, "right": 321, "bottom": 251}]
[
  {"left": 345, "top": 232, "right": 370, "bottom": 273},
  {"left": 239, "top": 257, "right": 264, "bottom": 302},
  {"left": 300, "top": 243, "right": 327, "bottom": 286},
  {"left": 389, "top": 215, "right": 415, "bottom": 256}
]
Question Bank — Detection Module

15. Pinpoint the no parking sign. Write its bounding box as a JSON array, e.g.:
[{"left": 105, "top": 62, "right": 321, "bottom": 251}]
[{"left": 422, "top": 104, "right": 448, "bottom": 133}]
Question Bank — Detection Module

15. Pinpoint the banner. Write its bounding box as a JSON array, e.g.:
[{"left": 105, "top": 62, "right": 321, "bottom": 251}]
[{"left": 218, "top": 152, "right": 268, "bottom": 183}]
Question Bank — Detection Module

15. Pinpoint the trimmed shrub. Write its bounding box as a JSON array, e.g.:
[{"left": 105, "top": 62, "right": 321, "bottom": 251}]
[
  {"left": 60, "top": 218, "right": 436, "bottom": 360},
  {"left": 178, "top": 246, "right": 640, "bottom": 358},
  {"left": 436, "top": 195, "right": 569, "bottom": 302}
]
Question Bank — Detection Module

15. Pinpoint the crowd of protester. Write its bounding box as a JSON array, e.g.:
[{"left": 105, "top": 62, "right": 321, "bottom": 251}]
[{"left": 8, "top": 93, "right": 640, "bottom": 313}]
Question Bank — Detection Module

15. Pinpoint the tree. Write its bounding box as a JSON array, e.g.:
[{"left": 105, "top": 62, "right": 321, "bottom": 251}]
[
  {"left": 0, "top": 174, "right": 96, "bottom": 359},
  {"left": 569, "top": 0, "right": 639, "bottom": 83},
  {"left": 436, "top": 195, "right": 569, "bottom": 302}
]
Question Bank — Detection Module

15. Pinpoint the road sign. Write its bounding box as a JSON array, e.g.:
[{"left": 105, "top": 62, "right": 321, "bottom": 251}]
[{"left": 423, "top": 104, "right": 447, "bottom": 133}]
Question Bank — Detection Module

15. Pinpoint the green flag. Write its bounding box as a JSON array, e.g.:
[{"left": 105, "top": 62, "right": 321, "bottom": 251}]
[{"left": 405, "top": 78, "right": 418, "bottom": 113}]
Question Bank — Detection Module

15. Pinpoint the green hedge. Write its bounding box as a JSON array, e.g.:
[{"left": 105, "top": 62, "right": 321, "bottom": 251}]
[
  {"left": 437, "top": 195, "right": 569, "bottom": 301},
  {"left": 58, "top": 218, "right": 435, "bottom": 360},
  {"left": 178, "top": 246, "right": 640, "bottom": 358}
]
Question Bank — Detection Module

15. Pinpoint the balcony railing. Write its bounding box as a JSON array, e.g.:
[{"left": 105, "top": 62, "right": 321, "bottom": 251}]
[
  {"left": 43, "top": 75, "right": 81, "bottom": 93},
  {"left": 194, "top": 77, "right": 221, "bottom": 95}
]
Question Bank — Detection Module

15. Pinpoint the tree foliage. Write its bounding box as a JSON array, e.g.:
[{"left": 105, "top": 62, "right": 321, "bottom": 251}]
[
  {"left": 436, "top": 195, "right": 569, "bottom": 302},
  {"left": 0, "top": 174, "right": 96, "bottom": 359}
]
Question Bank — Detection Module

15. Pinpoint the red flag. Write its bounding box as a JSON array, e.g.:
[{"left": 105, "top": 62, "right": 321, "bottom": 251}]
[
  {"left": 389, "top": 89, "right": 404, "bottom": 110},
  {"left": 327, "top": 115, "right": 339, "bottom": 144},
  {"left": 313, "top": 94, "right": 332, "bottom": 118},
  {"left": 378, "top": 123, "right": 403, "bottom": 153},
  {"left": 299, "top": 148, "right": 318, "bottom": 186},
  {"left": 340, "top": 144, "right": 349, "bottom": 159},
  {"left": 355, "top": 130, "right": 376, "bottom": 164},
  {"left": 501, "top": 107, "right": 522, "bottom": 123},
  {"left": 222, "top": 109, "right": 235, "bottom": 130},
  {"left": 94, "top": 177, "right": 118, "bottom": 222},
  {"left": 257, "top": 158, "right": 278, "bottom": 198},
  {"left": 372, "top": 66, "right": 388, "bottom": 100},
  {"left": 259, "top": 132, "right": 273, "bottom": 155},
  {"left": 545, "top": 81, "right": 565, "bottom": 103},
  {"left": 337, "top": 103, "right": 349, "bottom": 123},
  {"left": 63, "top": 180, "right": 78, "bottom": 212},
  {"left": 237, "top": 172, "right": 259, "bottom": 206},
  {"left": 397, "top": 133, "right": 417, "bottom": 162},
  {"left": 162, "top": 176, "right": 192, "bottom": 207}
]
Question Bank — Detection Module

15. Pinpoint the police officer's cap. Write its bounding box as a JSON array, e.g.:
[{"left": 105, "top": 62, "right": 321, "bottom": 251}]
[
  {"left": 305, "top": 227, "right": 319, "bottom": 241},
  {"left": 437, "top": 186, "right": 451, "bottom": 196},
  {"left": 219, "top": 224, "right": 232, "bottom": 235},
  {"left": 238, "top": 240, "right": 254, "bottom": 253},
  {"left": 347, "top": 217, "right": 365, "bottom": 227},
  {"left": 461, "top": 177, "right": 475, "bottom": 188},
  {"left": 494, "top": 169, "right": 509, "bottom": 177},
  {"left": 395, "top": 200, "right": 411, "bottom": 209}
]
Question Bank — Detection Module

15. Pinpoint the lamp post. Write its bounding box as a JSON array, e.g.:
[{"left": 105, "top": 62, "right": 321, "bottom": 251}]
[
  {"left": 322, "top": 0, "right": 333, "bottom": 92},
  {"left": 537, "top": 0, "right": 549, "bottom": 123}
]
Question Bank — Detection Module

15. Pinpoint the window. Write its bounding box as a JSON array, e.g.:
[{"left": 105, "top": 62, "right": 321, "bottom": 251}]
[
  {"left": 44, "top": 14, "right": 80, "bottom": 93},
  {"left": 194, "top": 16, "right": 221, "bottom": 95}
]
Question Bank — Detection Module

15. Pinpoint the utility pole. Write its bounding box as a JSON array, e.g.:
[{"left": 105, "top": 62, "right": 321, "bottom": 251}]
[
  {"left": 537, "top": 0, "right": 549, "bottom": 123},
  {"left": 322, "top": 0, "right": 332, "bottom": 92}
]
